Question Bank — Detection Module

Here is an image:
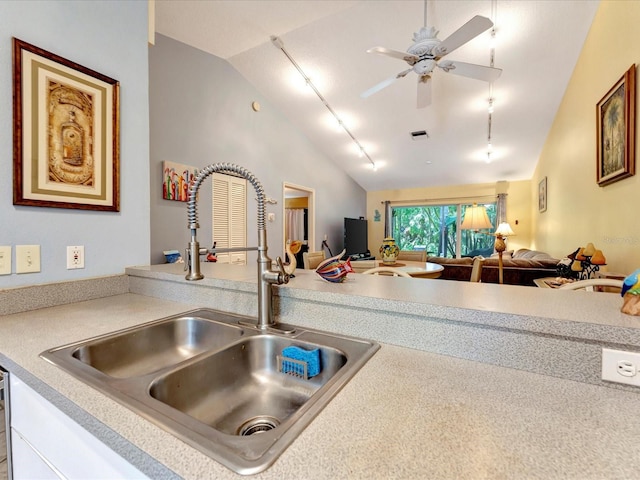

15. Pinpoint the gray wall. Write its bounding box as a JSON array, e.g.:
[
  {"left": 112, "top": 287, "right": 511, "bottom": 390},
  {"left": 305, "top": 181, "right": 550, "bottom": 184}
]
[
  {"left": 0, "top": 0, "right": 150, "bottom": 288},
  {"left": 149, "top": 35, "right": 366, "bottom": 265}
]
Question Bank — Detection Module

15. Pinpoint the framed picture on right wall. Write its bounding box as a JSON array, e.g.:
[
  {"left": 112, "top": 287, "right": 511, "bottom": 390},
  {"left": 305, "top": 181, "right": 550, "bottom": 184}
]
[
  {"left": 596, "top": 64, "right": 636, "bottom": 186},
  {"left": 538, "top": 176, "right": 547, "bottom": 213}
]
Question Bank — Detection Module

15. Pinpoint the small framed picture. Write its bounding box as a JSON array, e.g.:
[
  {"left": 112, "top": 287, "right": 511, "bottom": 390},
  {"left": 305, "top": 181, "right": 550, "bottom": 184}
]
[
  {"left": 538, "top": 176, "right": 547, "bottom": 213},
  {"left": 162, "top": 161, "right": 199, "bottom": 202},
  {"left": 13, "top": 38, "right": 120, "bottom": 211},
  {"left": 596, "top": 64, "right": 636, "bottom": 186}
]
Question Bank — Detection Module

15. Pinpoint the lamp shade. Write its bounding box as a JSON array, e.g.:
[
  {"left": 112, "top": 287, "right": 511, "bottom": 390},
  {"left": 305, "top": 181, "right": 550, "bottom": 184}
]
[
  {"left": 583, "top": 242, "right": 596, "bottom": 256},
  {"left": 461, "top": 204, "right": 492, "bottom": 231},
  {"left": 495, "top": 222, "right": 515, "bottom": 237}
]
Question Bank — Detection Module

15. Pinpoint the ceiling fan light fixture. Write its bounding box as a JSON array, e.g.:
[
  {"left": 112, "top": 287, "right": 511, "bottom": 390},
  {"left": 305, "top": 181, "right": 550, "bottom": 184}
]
[{"left": 362, "top": 13, "right": 499, "bottom": 108}]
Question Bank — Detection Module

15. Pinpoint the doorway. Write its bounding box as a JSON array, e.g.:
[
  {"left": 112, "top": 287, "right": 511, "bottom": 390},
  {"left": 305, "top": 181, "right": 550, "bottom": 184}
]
[{"left": 283, "top": 183, "right": 315, "bottom": 265}]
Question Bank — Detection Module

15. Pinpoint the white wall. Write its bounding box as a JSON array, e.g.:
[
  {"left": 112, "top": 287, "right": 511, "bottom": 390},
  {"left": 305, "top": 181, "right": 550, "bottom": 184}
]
[
  {"left": 149, "top": 35, "right": 366, "bottom": 264},
  {"left": 0, "top": 1, "right": 150, "bottom": 288}
]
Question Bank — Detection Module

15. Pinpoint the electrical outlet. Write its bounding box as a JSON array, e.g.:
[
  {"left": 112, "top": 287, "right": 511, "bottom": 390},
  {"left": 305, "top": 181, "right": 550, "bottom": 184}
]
[
  {"left": 0, "top": 246, "right": 11, "bottom": 275},
  {"left": 67, "top": 245, "right": 85, "bottom": 269},
  {"left": 16, "top": 245, "right": 40, "bottom": 274},
  {"left": 602, "top": 348, "right": 640, "bottom": 387}
]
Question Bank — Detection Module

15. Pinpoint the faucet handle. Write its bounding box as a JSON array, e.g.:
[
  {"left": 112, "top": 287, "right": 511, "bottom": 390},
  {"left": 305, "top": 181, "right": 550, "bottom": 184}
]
[{"left": 275, "top": 256, "right": 290, "bottom": 284}]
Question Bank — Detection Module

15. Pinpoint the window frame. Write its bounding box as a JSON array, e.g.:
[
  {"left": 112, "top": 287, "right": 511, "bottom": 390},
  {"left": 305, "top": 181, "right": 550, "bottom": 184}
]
[{"left": 391, "top": 202, "right": 496, "bottom": 258}]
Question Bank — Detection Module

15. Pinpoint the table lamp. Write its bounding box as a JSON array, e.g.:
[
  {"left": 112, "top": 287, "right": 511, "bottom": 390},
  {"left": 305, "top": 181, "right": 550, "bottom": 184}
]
[
  {"left": 494, "top": 222, "right": 515, "bottom": 284},
  {"left": 461, "top": 204, "right": 492, "bottom": 231}
]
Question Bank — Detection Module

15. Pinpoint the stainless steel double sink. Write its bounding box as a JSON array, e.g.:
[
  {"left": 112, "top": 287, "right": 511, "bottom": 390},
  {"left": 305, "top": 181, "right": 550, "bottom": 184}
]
[{"left": 41, "top": 309, "right": 379, "bottom": 475}]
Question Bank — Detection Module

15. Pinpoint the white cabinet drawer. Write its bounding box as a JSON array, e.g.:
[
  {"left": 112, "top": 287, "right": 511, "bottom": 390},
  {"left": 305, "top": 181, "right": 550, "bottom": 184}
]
[
  {"left": 10, "top": 375, "right": 148, "bottom": 479},
  {"left": 11, "top": 428, "right": 60, "bottom": 479}
]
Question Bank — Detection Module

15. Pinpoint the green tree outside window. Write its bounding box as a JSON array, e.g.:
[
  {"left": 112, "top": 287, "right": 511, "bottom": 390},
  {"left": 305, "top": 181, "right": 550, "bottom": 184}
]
[{"left": 392, "top": 203, "right": 496, "bottom": 258}]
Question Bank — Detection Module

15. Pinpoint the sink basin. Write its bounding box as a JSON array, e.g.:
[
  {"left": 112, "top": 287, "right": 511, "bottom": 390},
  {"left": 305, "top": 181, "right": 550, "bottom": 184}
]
[
  {"left": 72, "top": 315, "right": 243, "bottom": 378},
  {"left": 41, "top": 309, "right": 379, "bottom": 475},
  {"left": 150, "top": 335, "right": 347, "bottom": 435}
]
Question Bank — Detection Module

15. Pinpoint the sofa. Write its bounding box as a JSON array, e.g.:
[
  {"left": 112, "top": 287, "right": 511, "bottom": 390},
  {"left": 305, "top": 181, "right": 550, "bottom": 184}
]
[{"left": 427, "top": 249, "right": 560, "bottom": 286}]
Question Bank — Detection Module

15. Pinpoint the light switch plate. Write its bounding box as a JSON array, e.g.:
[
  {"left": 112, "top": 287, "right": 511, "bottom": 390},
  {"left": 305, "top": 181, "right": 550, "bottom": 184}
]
[
  {"left": 0, "top": 246, "right": 11, "bottom": 275},
  {"left": 16, "top": 245, "right": 41, "bottom": 274}
]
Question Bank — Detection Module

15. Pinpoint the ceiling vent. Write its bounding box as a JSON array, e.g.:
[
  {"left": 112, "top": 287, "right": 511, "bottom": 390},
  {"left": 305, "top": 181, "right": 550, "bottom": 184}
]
[{"left": 410, "top": 130, "right": 429, "bottom": 140}]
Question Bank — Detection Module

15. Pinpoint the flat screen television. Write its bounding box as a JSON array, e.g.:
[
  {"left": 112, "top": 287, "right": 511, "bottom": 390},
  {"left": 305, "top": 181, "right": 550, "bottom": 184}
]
[{"left": 344, "top": 217, "right": 369, "bottom": 257}]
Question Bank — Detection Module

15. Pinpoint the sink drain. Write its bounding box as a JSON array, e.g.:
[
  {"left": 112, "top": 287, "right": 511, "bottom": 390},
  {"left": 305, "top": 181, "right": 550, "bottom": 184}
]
[{"left": 238, "top": 416, "right": 280, "bottom": 436}]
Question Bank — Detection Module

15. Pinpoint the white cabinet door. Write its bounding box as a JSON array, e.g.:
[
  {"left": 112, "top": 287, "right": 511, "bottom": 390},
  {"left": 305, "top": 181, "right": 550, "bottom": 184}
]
[{"left": 10, "top": 375, "right": 148, "bottom": 479}]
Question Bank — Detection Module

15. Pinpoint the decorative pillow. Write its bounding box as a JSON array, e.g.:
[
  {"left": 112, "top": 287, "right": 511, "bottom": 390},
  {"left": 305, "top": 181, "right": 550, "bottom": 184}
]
[
  {"left": 515, "top": 249, "right": 538, "bottom": 259},
  {"left": 514, "top": 248, "right": 553, "bottom": 260}
]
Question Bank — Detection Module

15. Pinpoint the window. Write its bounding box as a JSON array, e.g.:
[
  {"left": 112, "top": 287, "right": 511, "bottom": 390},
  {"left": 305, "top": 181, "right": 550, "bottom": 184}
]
[
  {"left": 392, "top": 203, "right": 496, "bottom": 258},
  {"left": 212, "top": 173, "right": 247, "bottom": 264}
]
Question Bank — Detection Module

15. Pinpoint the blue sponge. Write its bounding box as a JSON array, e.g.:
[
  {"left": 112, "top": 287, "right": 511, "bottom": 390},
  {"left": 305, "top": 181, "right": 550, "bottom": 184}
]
[{"left": 281, "top": 346, "right": 321, "bottom": 378}]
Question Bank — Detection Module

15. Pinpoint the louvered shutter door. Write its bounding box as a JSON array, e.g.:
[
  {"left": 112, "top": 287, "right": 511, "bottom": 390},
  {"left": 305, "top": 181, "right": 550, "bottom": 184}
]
[
  {"left": 211, "top": 174, "right": 246, "bottom": 264},
  {"left": 229, "top": 178, "right": 247, "bottom": 264}
]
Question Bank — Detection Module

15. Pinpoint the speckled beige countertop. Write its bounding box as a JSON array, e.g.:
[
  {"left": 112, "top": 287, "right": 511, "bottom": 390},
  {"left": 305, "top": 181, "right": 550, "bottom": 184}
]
[{"left": 3, "top": 286, "right": 640, "bottom": 479}]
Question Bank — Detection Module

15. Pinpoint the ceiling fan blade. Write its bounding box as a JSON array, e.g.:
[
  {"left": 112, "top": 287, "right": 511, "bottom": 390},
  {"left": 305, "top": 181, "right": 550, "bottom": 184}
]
[
  {"left": 434, "top": 15, "right": 493, "bottom": 58},
  {"left": 366, "top": 46, "right": 419, "bottom": 65},
  {"left": 439, "top": 60, "right": 502, "bottom": 82},
  {"left": 417, "top": 75, "right": 431, "bottom": 108},
  {"left": 361, "top": 68, "right": 412, "bottom": 98}
]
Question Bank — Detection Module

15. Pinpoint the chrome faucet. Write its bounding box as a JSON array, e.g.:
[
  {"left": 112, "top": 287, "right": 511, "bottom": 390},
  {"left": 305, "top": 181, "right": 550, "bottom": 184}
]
[{"left": 184, "top": 163, "right": 289, "bottom": 330}]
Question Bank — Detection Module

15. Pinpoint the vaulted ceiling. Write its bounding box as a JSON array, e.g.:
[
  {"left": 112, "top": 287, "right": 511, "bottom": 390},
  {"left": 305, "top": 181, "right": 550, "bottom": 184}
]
[{"left": 156, "top": 0, "right": 599, "bottom": 191}]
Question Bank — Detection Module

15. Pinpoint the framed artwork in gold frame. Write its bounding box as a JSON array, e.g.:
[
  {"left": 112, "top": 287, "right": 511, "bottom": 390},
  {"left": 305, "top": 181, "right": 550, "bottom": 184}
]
[
  {"left": 596, "top": 64, "right": 635, "bottom": 187},
  {"left": 13, "top": 38, "right": 120, "bottom": 211}
]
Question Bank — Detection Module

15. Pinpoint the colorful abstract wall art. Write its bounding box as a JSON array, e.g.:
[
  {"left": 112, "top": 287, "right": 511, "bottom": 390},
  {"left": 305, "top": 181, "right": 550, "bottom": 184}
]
[{"left": 162, "top": 161, "right": 199, "bottom": 202}]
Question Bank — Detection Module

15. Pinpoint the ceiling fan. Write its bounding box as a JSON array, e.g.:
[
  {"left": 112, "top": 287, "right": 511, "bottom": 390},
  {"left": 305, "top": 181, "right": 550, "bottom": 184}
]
[{"left": 361, "top": 4, "right": 502, "bottom": 108}]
